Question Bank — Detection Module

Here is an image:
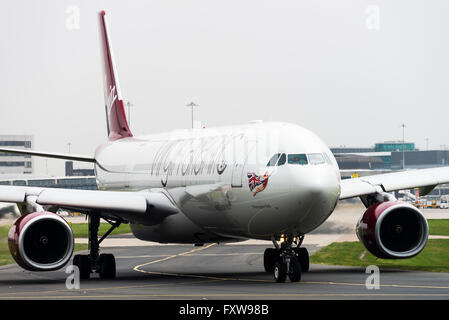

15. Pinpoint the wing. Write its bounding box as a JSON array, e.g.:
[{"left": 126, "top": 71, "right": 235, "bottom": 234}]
[
  {"left": 0, "top": 185, "right": 178, "bottom": 224},
  {"left": 340, "top": 166, "right": 449, "bottom": 199}
]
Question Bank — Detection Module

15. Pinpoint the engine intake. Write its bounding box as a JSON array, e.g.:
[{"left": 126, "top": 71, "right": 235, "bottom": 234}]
[
  {"left": 356, "top": 201, "right": 428, "bottom": 259},
  {"left": 8, "top": 212, "right": 74, "bottom": 271}
]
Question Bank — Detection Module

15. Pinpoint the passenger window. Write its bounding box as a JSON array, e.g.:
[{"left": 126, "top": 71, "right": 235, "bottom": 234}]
[
  {"left": 288, "top": 154, "right": 308, "bottom": 165},
  {"left": 308, "top": 153, "right": 325, "bottom": 165},
  {"left": 266, "top": 153, "right": 281, "bottom": 166},
  {"left": 277, "top": 153, "right": 286, "bottom": 166}
]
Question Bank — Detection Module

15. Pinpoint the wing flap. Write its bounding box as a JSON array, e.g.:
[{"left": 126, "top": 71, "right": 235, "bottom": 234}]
[
  {"left": 37, "top": 189, "right": 147, "bottom": 213},
  {"left": 0, "top": 188, "right": 26, "bottom": 203}
]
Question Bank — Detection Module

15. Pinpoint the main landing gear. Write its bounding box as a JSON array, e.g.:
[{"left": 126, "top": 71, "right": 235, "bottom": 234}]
[
  {"left": 73, "top": 213, "right": 122, "bottom": 279},
  {"left": 263, "top": 235, "right": 309, "bottom": 283}
]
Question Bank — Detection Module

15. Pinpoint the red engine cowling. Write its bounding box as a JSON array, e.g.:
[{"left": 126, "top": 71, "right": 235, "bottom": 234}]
[
  {"left": 8, "top": 212, "right": 74, "bottom": 271},
  {"left": 356, "top": 201, "right": 428, "bottom": 259}
]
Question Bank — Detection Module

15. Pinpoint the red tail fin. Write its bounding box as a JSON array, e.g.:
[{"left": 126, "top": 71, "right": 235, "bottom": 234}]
[{"left": 98, "top": 11, "right": 133, "bottom": 141}]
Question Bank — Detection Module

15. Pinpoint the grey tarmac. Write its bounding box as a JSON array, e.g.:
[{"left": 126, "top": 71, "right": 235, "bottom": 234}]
[{"left": 1, "top": 242, "right": 449, "bottom": 300}]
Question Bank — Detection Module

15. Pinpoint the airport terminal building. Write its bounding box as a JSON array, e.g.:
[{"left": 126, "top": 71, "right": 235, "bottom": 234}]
[
  {"left": 332, "top": 141, "right": 449, "bottom": 199},
  {"left": 0, "top": 135, "right": 34, "bottom": 175},
  {"left": 0, "top": 161, "right": 97, "bottom": 190},
  {"left": 331, "top": 141, "right": 449, "bottom": 172},
  {"left": 0, "top": 136, "right": 96, "bottom": 191}
]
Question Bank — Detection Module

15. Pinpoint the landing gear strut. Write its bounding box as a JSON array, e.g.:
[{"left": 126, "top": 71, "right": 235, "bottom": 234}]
[
  {"left": 73, "top": 213, "right": 121, "bottom": 279},
  {"left": 264, "top": 235, "right": 309, "bottom": 283}
]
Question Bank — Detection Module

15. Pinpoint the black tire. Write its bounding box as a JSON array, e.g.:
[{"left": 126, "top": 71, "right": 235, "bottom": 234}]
[
  {"left": 273, "top": 260, "right": 287, "bottom": 283},
  {"left": 73, "top": 254, "right": 91, "bottom": 279},
  {"left": 98, "top": 253, "right": 116, "bottom": 279},
  {"left": 264, "top": 248, "right": 280, "bottom": 273},
  {"left": 294, "top": 247, "right": 309, "bottom": 272},
  {"left": 288, "top": 258, "right": 302, "bottom": 282}
]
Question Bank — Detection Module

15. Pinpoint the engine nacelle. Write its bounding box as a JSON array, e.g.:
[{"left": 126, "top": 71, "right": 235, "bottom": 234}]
[
  {"left": 8, "top": 212, "right": 74, "bottom": 271},
  {"left": 356, "top": 201, "right": 428, "bottom": 259}
]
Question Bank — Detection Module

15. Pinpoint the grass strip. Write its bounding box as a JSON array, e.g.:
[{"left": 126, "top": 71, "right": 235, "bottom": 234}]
[
  {"left": 428, "top": 219, "right": 449, "bottom": 236},
  {"left": 310, "top": 239, "right": 449, "bottom": 273},
  {"left": 69, "top": 222, "right": 131, "bottom": 238}
]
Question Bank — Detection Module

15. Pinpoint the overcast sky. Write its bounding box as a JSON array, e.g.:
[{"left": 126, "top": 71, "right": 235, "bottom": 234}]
[{"left": 1, "top": 0, "right": 449, "bottom": 176}]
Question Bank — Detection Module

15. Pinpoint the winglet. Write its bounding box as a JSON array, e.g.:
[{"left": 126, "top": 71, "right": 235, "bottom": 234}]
[{"left": 98, "top": 11, "right": 133, "bottom": 141}]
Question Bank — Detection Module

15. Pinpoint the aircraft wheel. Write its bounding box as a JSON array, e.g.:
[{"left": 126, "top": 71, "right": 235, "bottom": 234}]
[
  {"left": 73, "top": 254, "right": 91, "bottom": 279},
  {"left": 98, "top": 253, "right": 116, "bottom": 279},
  {"left": 288, "top": 258, "right": 302, "bottom": 282},
  {"left": 273, "top": 260, "right": 287, "bottom": 283},
  {"left": 294, "top": 247, "right": 310, "bottom": 272},
  {"left": 264, "top": 248, "right": 280, "bottom": 273}
]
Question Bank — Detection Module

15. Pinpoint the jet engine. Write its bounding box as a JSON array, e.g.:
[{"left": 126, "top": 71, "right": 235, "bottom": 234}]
[
  {"left": 356, "top": 201, "right": 428, "bottom": 259},
  {"left": 8, "top": 212, "right": 74, "bottom": 271}
]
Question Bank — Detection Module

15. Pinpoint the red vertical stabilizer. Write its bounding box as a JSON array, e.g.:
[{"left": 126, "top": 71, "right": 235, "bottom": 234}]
[{"left": 98, "top": 11, "right": 133, "bottom": 141}]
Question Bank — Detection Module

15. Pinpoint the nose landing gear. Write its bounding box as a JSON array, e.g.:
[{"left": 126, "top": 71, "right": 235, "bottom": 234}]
[{"left": 264, "top": 235, "right": 309, "bottom": 283}]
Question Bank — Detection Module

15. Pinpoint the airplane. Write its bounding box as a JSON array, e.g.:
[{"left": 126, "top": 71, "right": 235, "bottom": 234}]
[{"left": 1, "top": 11, "right": 449, "bottom": 283}]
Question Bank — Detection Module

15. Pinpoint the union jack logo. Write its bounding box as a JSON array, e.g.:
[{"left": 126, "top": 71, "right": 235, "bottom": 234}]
[{"left": 247, "top": 172, "right": 269, "bottom": 196}]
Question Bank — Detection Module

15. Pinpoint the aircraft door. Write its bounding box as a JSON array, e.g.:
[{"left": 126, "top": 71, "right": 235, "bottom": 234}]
[{"left": 231, "top": 134, "right": 246, "bottom": 187}]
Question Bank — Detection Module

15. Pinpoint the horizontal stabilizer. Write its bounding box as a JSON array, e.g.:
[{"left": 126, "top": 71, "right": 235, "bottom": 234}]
[{"left": 0, "top": 147, "right": 95, "bottom": 163}]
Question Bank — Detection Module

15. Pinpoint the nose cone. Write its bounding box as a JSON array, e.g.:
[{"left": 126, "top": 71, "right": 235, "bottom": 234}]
[
  {"left": 290, "top": 165, "right": 339, "bottom": 195},
  {"left": 286, "top": 165, "right": 341, "bottom": 234}
]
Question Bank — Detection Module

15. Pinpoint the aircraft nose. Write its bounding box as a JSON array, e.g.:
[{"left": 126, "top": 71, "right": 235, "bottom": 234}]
[
  {"left": 291, "top": 166, "right": 339, "bottom": 195},
  {"left": 284, "top": 166, "right": 340, "bottom": 234},
  {"left": 289, "top": 166, "right": 340, "bottom": 215}
]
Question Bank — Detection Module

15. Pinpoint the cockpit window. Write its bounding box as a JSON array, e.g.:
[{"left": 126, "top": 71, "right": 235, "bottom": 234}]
[
  {"left": 267, "top": 153, "right": 281, "bottom": 166},
  {"left": 288, "top": 154, "right": 308, "bottom": 165},
  {"left": 267, "top": 153, "right": 286, "bottom": 166},
  {"left": 308, "top": 153, "right": 325, "bottom": 165},
  {"left": 278, "top": 153, "right": 286, "bottom": 166},
  {"left": 322, "top": 152, "right": 333, "bottom": 165}
]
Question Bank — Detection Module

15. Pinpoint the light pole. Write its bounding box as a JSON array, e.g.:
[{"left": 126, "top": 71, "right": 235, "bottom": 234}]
[
  {"left": 186, "top": 102, "right": 199, "bottom": 129},
  {"left": 425, "top": 138, "right": 429, "bottom": 151},
  {"left": 401, "top": 124, "right": 406, "bottom": 170},
  {"left": 67, "top": 142, "right": 72, "bottom": 154}
]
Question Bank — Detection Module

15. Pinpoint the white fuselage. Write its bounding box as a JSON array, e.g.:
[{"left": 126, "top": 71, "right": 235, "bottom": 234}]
[{"left": 94, "top": 121, "right": 341, "bottom": 243}]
